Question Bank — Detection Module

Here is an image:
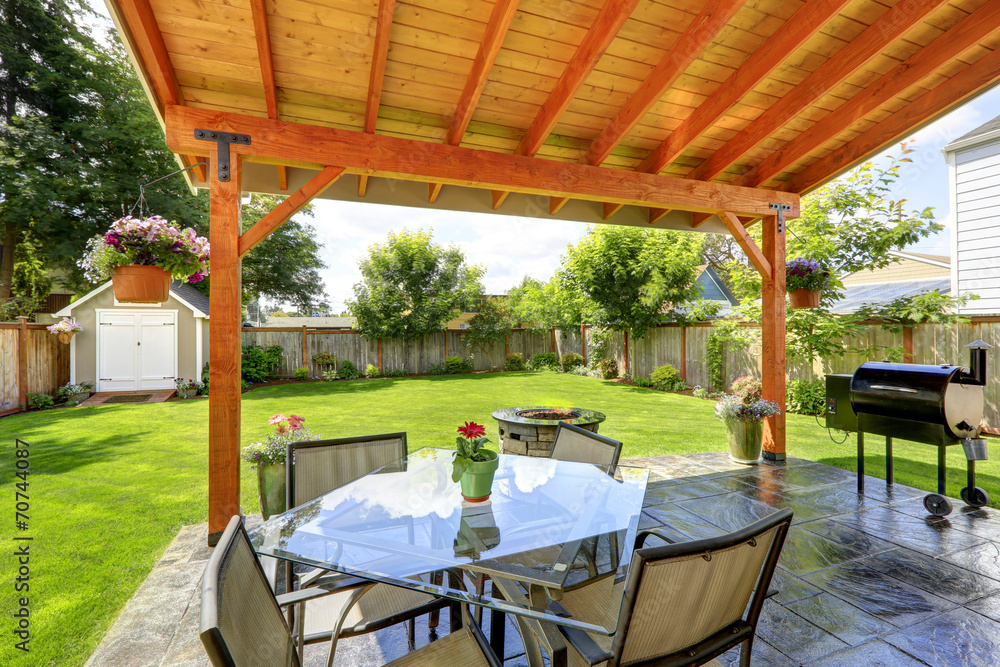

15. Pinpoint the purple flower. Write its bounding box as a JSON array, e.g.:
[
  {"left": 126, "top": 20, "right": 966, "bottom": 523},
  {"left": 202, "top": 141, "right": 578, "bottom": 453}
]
[{"left": 188, "top": 271, "right": 205, "bottom": 284}]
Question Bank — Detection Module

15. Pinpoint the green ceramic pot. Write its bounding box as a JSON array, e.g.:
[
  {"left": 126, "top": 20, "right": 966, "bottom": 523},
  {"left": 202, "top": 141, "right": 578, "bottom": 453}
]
[
  {"left": 257, "top": 463, "right": 287, "bottom": 519},
  {"left": 459, "top": 449, "right": 499, "bottom": 502},
  {"left": 727, "top": 420, "right": 763, "bottom": 465}
]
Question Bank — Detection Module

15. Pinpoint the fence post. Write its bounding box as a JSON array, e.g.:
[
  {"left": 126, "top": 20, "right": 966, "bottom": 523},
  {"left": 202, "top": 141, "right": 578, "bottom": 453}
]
[
  {"left": 301, "top": 325, "right": 307, "bottom": 370},
  {"left": 378, "top": 338, "right": 383, "bottom": 372},
  {"left": 680, "top": 325, "right": 687, "bottom": 380},
  {"left": 581, "top": 325, "right": 587, "bottom": 365},
  {"left": 624, "top": 330, "right": 629, "bottom": 376},
  {"left": 17, "top": 316, "right": 28, "bottom": 412},
  {"left": 551, "top": 328, "right": 556, "bottom": 354},
  {"left": 903, "top": 326, "right": 914, "bottom": 363}
]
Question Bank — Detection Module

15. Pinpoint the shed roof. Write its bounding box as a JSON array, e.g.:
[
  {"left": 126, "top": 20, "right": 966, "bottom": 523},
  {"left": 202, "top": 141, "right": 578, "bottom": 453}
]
[
  {"left": 54, "top": 281, "right": 210, "bottom": 318},
  {"left": 106, "top": 0, "right": 1000, "bottom": 230}
]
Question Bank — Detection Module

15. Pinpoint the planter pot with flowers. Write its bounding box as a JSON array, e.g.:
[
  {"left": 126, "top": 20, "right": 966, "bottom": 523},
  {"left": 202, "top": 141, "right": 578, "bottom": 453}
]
[
  {"left": 715, "top": 376, "right": 782, "bottom": 464},
  {"left": 47, "top": 317, "right": 82, "bottom": 344},
  {"left": 241, "top": 413, "right": 320, "bottom": 520},
  {"left": 82, "top": 215, "right": 210, "bottom": 303},
  {"left": 56, "top": 381, "right": 94, "bottom": 406},
  {"left": 786, "top": 258, "right": 831, "bottom": 309},
  {"left": 175, "top": 377, "right": 204, "bottom": 399},
  {"left": 452, "top": 421, "right": 499, "bottom": 502}
]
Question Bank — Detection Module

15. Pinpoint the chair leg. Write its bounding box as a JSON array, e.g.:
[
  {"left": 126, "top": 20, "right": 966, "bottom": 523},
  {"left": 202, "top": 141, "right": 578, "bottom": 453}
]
[
  {"left": 407, "top": 618, "right": 416, "bottom": 646},
  {"left": 740, "top": 636, "right": 754, "bottom": 667},
  {"left": 429, "top": 571, "right": 442, "bottom": 629}
]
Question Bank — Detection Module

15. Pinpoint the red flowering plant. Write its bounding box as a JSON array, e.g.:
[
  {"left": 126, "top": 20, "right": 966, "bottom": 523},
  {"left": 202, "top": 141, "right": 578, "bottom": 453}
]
[
  {"left": 241, "top": 413, "right": 319, "bottom": 468},
  {"left": 452, "top": 420, "right": 494, "bottom": 482}
]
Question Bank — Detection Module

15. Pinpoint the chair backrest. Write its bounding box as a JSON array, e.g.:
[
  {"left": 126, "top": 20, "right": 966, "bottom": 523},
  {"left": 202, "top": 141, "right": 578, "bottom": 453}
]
[
  {"left": 611, "top": 508, "right": 793, "bottom": 667},
  {"left": 286, "top": 432, "right": 407, "bottom": 507},
  {"left": 200, "top": 516, "right": 300, "bottom": 667},
  {"left": 550, "top": 422, "right": 623, "bottom": 471}
]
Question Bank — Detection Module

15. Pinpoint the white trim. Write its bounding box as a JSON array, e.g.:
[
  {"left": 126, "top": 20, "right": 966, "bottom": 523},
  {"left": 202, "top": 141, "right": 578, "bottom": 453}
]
[
  {"left": 842, "top": 277, "right": 951, "bottom": 288},
  {"left": 195, "top": 316, "right": 204, "bottom": 376},
  {"left": 170, "top": 290, "right": 210, "bottom": 319},
  {"left": 69, "top": 332, "right": 77, "bottom": 385},
  {"left": 886, "top": 250, "right": 951, "bottom": 268},
  {"left": 943, "top": 128, "right": 1000, "bottom": 155},
  {"left": 947, "top": 150, "right": 961, "bottom": 314}
]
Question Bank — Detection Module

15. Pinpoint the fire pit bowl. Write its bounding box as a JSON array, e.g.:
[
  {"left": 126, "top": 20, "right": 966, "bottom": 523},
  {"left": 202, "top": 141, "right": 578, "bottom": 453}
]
[{"left": 491, "top": 406, "right": 606, "bottom": 457}]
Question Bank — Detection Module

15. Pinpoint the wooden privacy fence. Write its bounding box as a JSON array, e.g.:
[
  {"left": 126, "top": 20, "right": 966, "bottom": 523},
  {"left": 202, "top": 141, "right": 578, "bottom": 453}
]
[{"left": 0, "top": 318, "right": 71, "bottom": 415}]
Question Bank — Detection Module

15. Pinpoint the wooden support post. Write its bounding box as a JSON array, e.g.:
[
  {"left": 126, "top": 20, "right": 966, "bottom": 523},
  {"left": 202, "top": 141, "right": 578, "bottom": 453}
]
[
  {"left": 16, "top": 316, "right": 28, "bottom": 412},
  {"left": 378, "top": 338, "right": 383, "bottom": 372},
  {"left": 680, "top": 325, "right": 687, "bottom": 381},
  {"left": 208, "top": 152, "right": 243, "bottom": 545},
  {"left": 581, "top": 324, "right": 587, "bottom": 365},
  {"left": 761, "top": 214, "right": 786, "bottom": 461},
  {"left": 301, "top": 325, "right": 308, "bottom": 369},
  {"left": 903, "top": 326, "right": 914, "bottom": 364}
]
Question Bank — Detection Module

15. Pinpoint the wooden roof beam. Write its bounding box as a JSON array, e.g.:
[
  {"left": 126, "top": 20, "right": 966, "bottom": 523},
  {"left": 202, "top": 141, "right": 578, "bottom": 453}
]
[
  {"left": 429, "top": 182, "right": 443, "bottom": 204},
  {"left": 781, "top": 44, "right": 1000, "bottom": 194},
  {"left": 637, "top": 0, "right": 853, "bottom": 175},
  {"left": 687, "top": 0, "right": 949, "bottom": 182},
  {"left": 516, "top": 0, "right": 640, "bottom": 157},
  {"left": 721, "top": 211, "right": 770, "bottom": 279},
  {"left": 117, "top": 0, "right": 204, "bottom": 182},
  {"left": 165, "top": 105, "right": 798, "bottom": 218},
  {"left": 358, "top": 175, "right": 369, "bottom": 197},
  {"left": 691, "top": 213, "right": 712, "bottom": 228},
  {"left": 446, "top": 0, "right": 520, "bottom": 146},
  {"left": 649, "top": 208, "right": 670, "bottom": 224},
  {"left": 580, "top": 0, "right": 747, "bottom": 167},
  {"left": 550, "top": 196, "right": 569, "bottom": 215},
  {"left": 491, "top": 190, "right": 509, "bottom": 210},
  {"left": 249, "top": 0, "right": 278, "bottom": 120},
  {"left": 276, "top": 165, "right": 288, "bottom": 191},
  {"left": 603, "top": 202, "right": 624, "bottom": 220},
  {"left": 737, "top": 1, "right": 1000, "bottom": 188},
  {"left": 239, "top": 166, "right": 345, "bottom": 258},
  {"left": 365, "top": 0, "right": 396, "bottom": 133}
]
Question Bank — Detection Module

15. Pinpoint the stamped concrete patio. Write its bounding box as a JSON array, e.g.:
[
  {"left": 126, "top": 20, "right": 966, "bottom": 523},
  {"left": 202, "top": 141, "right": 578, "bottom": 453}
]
[{"left": 85, "top": 452, "right": 1000, "bottom": 667}]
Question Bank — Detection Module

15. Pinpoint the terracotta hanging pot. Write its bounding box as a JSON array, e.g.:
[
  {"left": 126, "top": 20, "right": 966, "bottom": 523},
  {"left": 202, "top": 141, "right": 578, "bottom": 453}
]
[
  {"left": 56, "top": 331, "right": 74, "bottom": 344},
  {"left": 789, "top": 288, "right": 821, "bottom": 309},
  {"left": 112, "top": 265, "right": 171, "bottom": 303}
]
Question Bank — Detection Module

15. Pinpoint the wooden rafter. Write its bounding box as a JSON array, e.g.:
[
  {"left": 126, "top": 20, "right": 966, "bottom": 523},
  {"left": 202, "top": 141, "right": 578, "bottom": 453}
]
[
  {"left": 687, "top": 0, "right": 948, "bottom": 182},
  {"left": 276, "top": 165, "right": 288, "bottom": 191},
  {"left": 602, "top": 202, "right": 624, "bottom": 220},
  {"left": 238, "top": 166, "right": 345, "bottom": 257},
  {"left": 580, "top": 0, "right": 747, "bottom": 166},
  {"left": 165, "top": 106, "right": 799, "bottom": 218},
  {"left": 491, "top": 190, "right": 509, "bottom": 210},
  {"left": 550, "top": 197, "right": 569, "bottom": 215},
  {"left": 446, "top": 0, "right": 520, "bottom": 146},
  {"left": 781, "top": 44, "right": 1000, "bottom": 194},
  {"left": 648, "top": 208, "right": 670, "bottom": 225},
  {"left": 429, "top": 182, "right": 443, "bottom": 203},
  {"left": 249, "top": 0, "right": 278, "bottom": 120},
  {"left": 691, "top": 213, "right": 712, "bottom": 228},
  {"left": 358, "top": 175, "right": 369, "bottom": 197},
  {"left": 117, "top": 0, "right": 204, "bottom": 182},
  {"left": 720, "top": 211, "right": 771, "bottom": 279},
  {"left": 637, "top": 0, "right": 853, "bottom": 175},
  {"left": 365, "top": 0, "right": 396, "bottom": 133},
  {"left": 737, "top": 1, "right": 1000, "bottom": 188},
  {"left": 516, "top": 0, "right": 640, "bottom": 157}
]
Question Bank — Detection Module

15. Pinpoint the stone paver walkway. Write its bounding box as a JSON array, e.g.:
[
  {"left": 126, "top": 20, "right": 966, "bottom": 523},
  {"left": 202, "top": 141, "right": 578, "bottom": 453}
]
[{"left": 86, "top": 453, "right": 1000, "bottom": 666}]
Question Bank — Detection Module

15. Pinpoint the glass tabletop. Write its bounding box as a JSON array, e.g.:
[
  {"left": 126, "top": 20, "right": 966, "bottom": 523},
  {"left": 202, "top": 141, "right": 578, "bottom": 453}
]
[{"left": 250, "top": 447, "right": 648, "bottom": 634}]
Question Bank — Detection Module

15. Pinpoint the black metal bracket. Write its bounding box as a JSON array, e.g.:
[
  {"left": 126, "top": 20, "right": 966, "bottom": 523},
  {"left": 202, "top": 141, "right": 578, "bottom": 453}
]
[
  {"left": 769, "top": 203, "right": 790, "bottom": 234},
  {"left": 193, "top": 129, "right": 251, "bottom": 182}
]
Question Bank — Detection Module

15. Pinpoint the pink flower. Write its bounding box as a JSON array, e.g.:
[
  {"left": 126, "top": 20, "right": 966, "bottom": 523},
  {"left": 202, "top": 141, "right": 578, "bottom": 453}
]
[
  {"left": 268, "top": 413, "right": 287, "bottom": 425},
  {"left": 287, "top": 414, "right": 305, "bottom": 431},
  {"left": 457, "top": 421, "right": 486, "bottom": 440},
  {"left": 275, "top": 423, "right": 290, "bottom": 436}
]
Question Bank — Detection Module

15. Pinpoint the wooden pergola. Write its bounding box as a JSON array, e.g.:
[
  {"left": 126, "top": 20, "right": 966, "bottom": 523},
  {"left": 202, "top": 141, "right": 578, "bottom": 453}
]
[{"left": 105, "top": 0, "right": 1000, "bottom": 541}]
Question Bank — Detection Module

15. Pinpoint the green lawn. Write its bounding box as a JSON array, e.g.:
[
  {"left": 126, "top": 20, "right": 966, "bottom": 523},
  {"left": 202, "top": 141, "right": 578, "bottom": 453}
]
[{"left": 2, "top": 371, "right": 997, "bottom": 666}]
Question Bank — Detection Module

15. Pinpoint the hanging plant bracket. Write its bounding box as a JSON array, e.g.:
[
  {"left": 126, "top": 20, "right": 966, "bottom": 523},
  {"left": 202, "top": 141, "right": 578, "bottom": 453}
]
[
  {"left": 194, "top": 129, "right": 252, "bottom": 181},
  {"left": 769, "top": 202, "right": 791, "bottom": 234}
]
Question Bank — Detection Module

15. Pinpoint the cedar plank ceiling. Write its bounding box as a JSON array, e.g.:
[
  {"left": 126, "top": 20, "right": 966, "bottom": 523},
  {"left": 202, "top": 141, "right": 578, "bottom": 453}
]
[{"left": 110, "top": 0, "right": 1000, "bottom": 203}]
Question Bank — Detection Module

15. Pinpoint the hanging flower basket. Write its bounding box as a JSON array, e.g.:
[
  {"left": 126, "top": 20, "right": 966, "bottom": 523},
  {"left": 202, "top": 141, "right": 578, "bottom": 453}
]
[
  {"left": 112, "top": 265, "right": 172, "bottom": 303},
  {"left": 786, "top": 258, "right": 831, "bottom": 310},
  {"left": 57, "top": 331, "right": 75, "bottom": 344},
  {"left": 789, "top": 288, "right": 821, "bottom": 309},
  {"left": 47, "top": 317, "right": 82, "bottom": 344}
]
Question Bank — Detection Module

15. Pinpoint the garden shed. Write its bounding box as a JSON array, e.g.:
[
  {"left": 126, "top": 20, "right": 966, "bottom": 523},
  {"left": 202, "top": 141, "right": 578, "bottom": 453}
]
[{"left": 54, "top": 281, "right": 210, "bottom": 392}]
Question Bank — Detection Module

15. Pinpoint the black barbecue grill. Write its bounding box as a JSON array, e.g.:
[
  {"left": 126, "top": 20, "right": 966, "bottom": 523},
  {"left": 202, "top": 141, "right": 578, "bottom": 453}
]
[{"left": 826, "top": 340, "right": 993, "bottom": 516}]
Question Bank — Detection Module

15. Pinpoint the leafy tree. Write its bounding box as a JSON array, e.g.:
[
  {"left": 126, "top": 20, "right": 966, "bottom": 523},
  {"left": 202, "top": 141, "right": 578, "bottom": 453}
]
[
  {"left": 464, "top": 298, "right": 515, "bottom": 368},
  {"left": 561, "top": 226, "right": 703, "bottom": 343},
  {"left": 505, "top": 275, "right": 595, "bottom": 332},
  {"left": 348, "top": 229, "right": 484, "bottom": 340}
]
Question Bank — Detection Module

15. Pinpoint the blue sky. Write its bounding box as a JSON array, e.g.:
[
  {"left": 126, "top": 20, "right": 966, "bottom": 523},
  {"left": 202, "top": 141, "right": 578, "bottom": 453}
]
[{"left": 86, "top": 1, "right": 1000, "bottom": 311}]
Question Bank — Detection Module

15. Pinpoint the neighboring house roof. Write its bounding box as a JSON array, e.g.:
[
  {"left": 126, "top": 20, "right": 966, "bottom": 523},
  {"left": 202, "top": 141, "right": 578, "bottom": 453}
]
[
  {"left": 54, "top": 280, "right": 210, "bottom": 318},
  {"left": 841, "top": 252, "right": 950, "bottom": 286},
  {"left": 694, "top": 265, "right": 738, "bottom": 305},
  {"left": 263, "top": 316, "right": 355, "bottom": 328},
  {"left": 830, "top": 278, "right": 951, "bottom": 314},
  {"left": 944, "top": 112, "right": 1000, "bottom": 152}
]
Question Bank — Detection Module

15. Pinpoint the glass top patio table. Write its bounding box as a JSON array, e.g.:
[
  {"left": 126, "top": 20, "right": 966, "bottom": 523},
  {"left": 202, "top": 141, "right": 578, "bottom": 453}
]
[{"left": 249, "top": 447, "right": 648, "bottom": 634}]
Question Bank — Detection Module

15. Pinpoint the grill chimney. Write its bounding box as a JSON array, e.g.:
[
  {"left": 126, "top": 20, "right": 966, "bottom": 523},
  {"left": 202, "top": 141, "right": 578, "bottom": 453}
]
[{"left": 965, "top": 340, "right": 993, "bottom": 387}]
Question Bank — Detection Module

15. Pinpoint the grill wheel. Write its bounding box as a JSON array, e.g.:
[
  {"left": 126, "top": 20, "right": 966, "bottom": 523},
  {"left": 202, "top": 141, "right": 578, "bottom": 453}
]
[
  {"left": 923, "top": 494, "right": 953, "bottom": 517},
  {"left": 961, "top": 486, "right": 990, "bottom": 508}
]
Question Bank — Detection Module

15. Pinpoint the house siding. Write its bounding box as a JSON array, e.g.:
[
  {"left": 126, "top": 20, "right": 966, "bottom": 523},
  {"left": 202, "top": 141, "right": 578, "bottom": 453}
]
[{"left": 954, "top": 140, "right": 1000, "bottom": 315}]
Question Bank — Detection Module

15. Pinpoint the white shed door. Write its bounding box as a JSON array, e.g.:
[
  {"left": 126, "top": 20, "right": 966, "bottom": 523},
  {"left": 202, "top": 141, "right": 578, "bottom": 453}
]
[{"left": 98, "top": 311, "right": 177, "bottom": 391}]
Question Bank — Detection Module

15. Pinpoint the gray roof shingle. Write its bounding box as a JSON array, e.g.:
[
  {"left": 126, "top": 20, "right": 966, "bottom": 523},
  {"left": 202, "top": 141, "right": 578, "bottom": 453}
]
[
  {"left": 949, "top": 112, "right": 1000, "bottom": 147},
  {"left": 170, "top": 281, "right": 210, "bottom": 317}
]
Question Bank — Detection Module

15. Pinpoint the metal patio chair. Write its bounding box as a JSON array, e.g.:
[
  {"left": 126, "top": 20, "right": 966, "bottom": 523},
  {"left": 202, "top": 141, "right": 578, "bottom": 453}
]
[
  {"left": 552, "top": 508, "right": 793, "bottom": 667},
  {"left": 284, "top": 433, "right": 449, "bottom": 661},
  {"left": 201, "top": 516, "right": 501, "bottom": 667},
  {"left": 550, "top": 422, "right": 623, "bottom": 472}
]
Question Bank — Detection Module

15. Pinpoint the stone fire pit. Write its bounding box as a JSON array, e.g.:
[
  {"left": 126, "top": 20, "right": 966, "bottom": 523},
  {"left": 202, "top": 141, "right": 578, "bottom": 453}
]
[{"left": 491, "top": 406, "right": 606, "bottom": 457}]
